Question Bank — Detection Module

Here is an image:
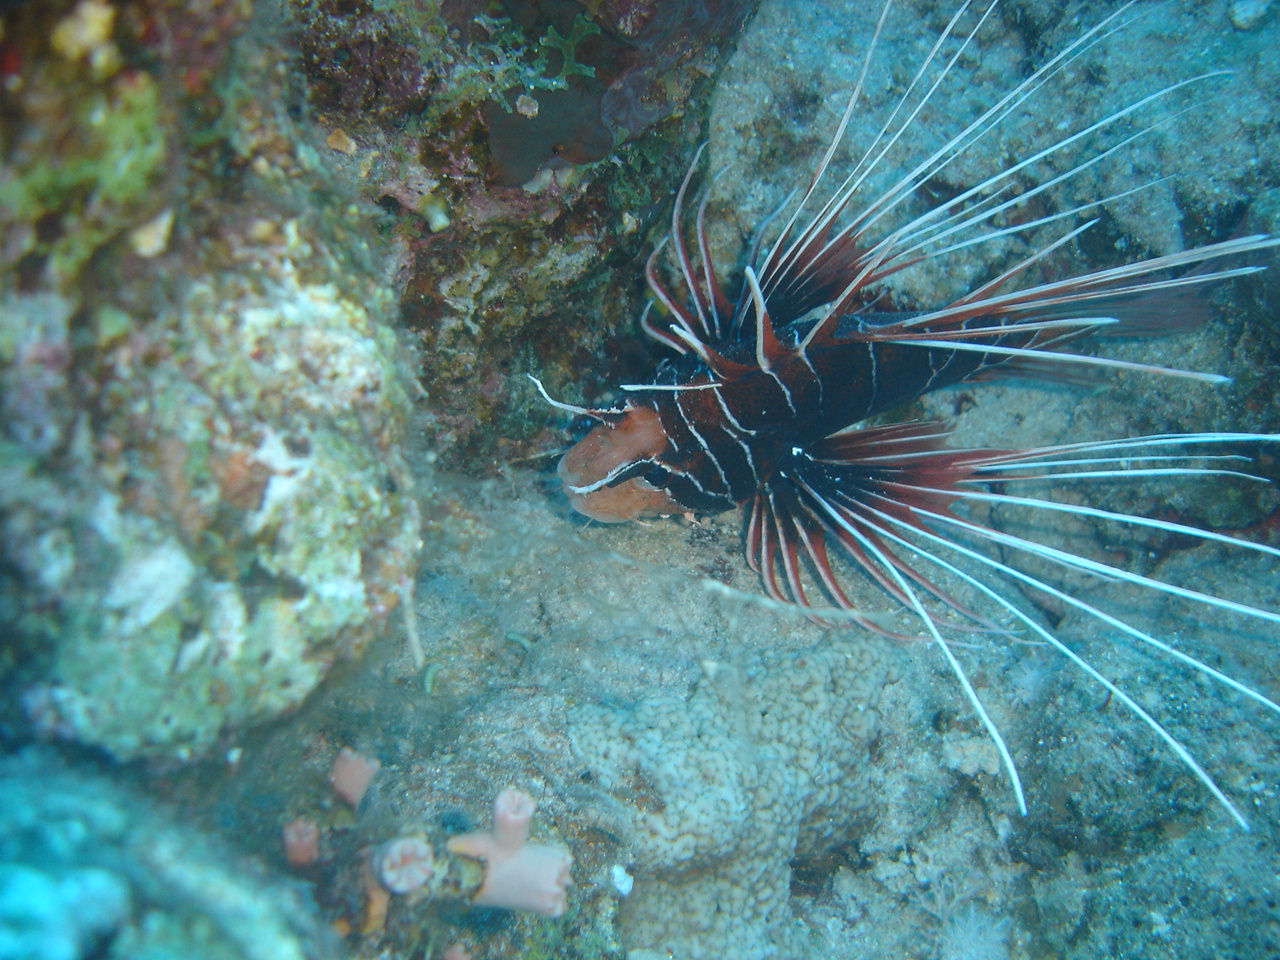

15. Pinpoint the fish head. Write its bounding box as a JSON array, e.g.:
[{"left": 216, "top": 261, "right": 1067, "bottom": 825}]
[{"left": 557, "top": 404, "right": 682, "bottom": 522}]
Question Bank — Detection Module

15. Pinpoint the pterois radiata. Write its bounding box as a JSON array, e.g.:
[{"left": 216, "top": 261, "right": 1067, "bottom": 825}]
[{"left": 535, "top": 0, "right": 1280, "bottom": 827}]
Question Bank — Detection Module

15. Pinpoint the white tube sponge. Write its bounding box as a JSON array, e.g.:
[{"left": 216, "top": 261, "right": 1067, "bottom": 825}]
[{"left": 446, "top": 788, "right": 573, "bottom": 917}]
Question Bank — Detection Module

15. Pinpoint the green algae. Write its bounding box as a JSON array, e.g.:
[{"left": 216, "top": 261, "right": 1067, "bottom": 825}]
[
  {"left": 0, "top": 68, "right": 167, "bottom": 279},
  {"left": 357, "top": 1, "right": 601, "bottom": 121}
]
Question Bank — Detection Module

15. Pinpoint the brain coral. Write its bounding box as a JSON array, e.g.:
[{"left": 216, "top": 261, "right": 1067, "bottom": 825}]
[{"left": 568, "top": 642, "right": 889, "bottom": 958}]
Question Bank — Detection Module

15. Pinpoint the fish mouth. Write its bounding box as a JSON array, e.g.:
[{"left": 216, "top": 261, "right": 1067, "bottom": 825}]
[{"left": 559, "top": 468, "right": 679, "bottom": 523}]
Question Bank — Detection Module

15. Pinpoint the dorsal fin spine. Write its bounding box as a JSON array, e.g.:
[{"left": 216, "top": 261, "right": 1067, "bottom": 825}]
[{"left": 744, "top": 266, "right": 791, "bottom": 371}]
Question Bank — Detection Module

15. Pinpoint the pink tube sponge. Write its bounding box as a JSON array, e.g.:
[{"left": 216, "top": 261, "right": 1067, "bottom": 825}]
[{"left": 446, "top": 787, "right": 573, "bottom": 917}]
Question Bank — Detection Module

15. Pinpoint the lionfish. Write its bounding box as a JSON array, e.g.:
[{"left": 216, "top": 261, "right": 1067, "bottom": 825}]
[{"left": 534, "top": 1, "right": 1280, "bottom": 826}]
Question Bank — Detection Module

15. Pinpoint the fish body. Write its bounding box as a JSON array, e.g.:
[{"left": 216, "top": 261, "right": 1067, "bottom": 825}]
[{"left": 560, "top": 308, "right": 1008, "bottom": 520}]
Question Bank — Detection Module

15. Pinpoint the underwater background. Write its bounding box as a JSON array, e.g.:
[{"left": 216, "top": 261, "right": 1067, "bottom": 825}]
[{"left": 1, "top": 0, "right": 1278, "bottom": 958}]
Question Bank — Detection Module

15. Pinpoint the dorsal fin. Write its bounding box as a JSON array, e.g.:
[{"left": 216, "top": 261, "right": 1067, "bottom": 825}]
[
  {"left": 669, "top": 326, "right": 754, "bottom": 380},
  {"left": 744, "top": 266, "right": 791, "bottom": 370},
  {"left": 527, "top": 376, "right": 628, "bottom": 424}
]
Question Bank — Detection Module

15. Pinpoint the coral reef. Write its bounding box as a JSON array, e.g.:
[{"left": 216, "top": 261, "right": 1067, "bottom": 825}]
[
  {"left": 365, "top": 787, "right": 573, "bottom": 919},
  {"left": 2, "top": 0, "right": 165, "bottom": 282},
  {"left": 566, "top": 644, "right": 889, "bottom": 957},
  {"left": 0, "top": 749, "right": 334, "bottom": 960},
  {"left": 2, "top": 1, "right": 1278, "bottom": 960},
  {"left": 287, "top": 0, "right": 758, "bottom": 469},
  {"left": 1, "top": 0, "right": 421, "bottom": 759},
  {"left": 292, "top": 0, "right": 756, "bottom": 183},
  {"left": 291, "top": 1, "right": 1275, "bottom": 956}
]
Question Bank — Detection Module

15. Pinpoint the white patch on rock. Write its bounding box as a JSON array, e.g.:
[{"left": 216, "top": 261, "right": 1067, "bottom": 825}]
[{"left": 104, "top": 540, "right": 195, "bottom": 633}]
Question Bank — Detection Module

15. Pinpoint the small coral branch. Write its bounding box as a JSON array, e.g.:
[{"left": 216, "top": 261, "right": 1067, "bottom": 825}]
[
  {"left": 447, "top": 787, "right": 573, "bottom": 917},
  {"left": 376, "top": 836, "right": 437, "bottom": 895},
  {"left": 371, "top": 788, "right": 572, "bottom": 919}
]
